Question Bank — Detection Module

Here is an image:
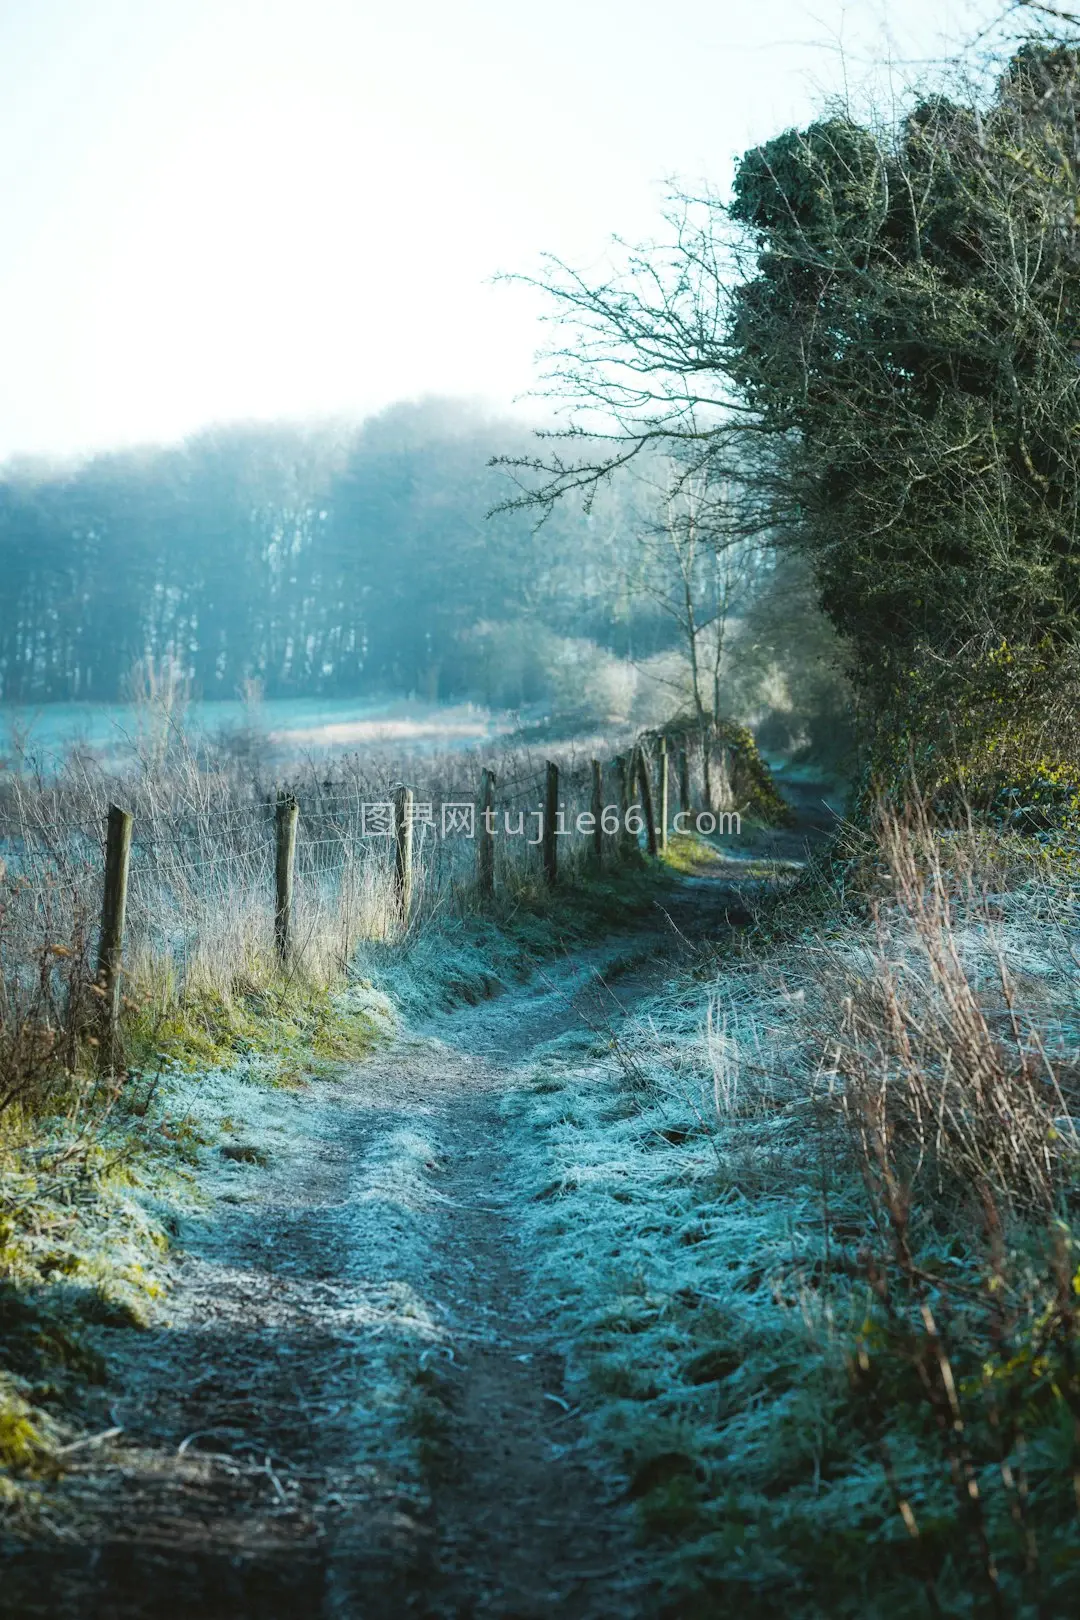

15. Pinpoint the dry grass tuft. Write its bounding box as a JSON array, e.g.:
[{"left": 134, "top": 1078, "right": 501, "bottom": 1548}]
[{"left": 828, "top": 802, "right": 1079, "bottom": 1220}]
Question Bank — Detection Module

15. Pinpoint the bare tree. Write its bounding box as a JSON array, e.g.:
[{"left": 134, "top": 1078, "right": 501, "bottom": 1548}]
[{"left": 623, "top": 467, "right": 769, "bottom": 800}]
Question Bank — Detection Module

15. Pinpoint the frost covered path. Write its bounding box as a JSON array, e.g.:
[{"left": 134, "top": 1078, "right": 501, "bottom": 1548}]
[
  {"left": 7, "top": 938, "right": 688, "bottom": 1618},
  {"left": 4, "top": 788, "right": 833, "bottom": 1619}
]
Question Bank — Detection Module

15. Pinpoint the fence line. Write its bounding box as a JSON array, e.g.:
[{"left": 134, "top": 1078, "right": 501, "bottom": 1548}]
[{"left": 2, "top": 720, "right": 742, "bottom": 1046}]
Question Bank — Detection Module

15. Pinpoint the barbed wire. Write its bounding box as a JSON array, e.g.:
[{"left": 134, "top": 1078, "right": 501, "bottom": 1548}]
[
  {"left": 4, "top": 795, "right": 607, "bottom": 849},
  {"left": 133, "top": 854, "right": 266, "bottom": 874},
  {"left": 0, "top": 729, "right": 687, "bottom": 878}
]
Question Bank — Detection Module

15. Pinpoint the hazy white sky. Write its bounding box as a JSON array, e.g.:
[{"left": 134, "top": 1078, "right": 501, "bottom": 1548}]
[{"left": 0, "top": 0, "right": 995, "bottom": 459}]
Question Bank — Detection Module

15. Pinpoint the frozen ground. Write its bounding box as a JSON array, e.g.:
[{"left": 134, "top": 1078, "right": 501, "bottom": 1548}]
[{"left": 2, "top": 793, "right": 839, "bottom": 1618}]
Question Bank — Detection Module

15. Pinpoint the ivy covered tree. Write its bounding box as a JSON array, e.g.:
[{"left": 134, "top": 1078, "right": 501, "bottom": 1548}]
[
  {"left": 727, "top": 45, "right": 1080, "bottom": 693},
  {"left": 506, "top": 39, "right": 1080, "bottom": 805}
]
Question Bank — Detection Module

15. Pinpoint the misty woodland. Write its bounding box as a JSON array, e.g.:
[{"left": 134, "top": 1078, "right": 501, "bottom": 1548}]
[{"left": 8, "top": 16, "right": 1080, "bottom": 1620}]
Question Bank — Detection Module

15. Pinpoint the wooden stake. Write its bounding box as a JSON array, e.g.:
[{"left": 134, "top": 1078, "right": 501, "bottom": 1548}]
[
  {"left": 543, "top": 760, "right": 558, "bottom": 886},
  {"left": 659, "top": 737, "right": 669, "bottom": 853},
  {"left": 615, "top": 754, "right": 632, "bottom": 858},
  {"left": 478, "top": 768, "right": 496, "bottom": 897},
  {"left": 97, "top": 803, "right": 132, "bottom": 1064},
  {"left": 590, "top": 759, "right": 603, "bottom": 868},
  {"left": 393, "top": 784, "right": 414, "bottom": 919},
  {"left": 274, "top": 794, "right": 298, "bottom": 964},
  {"left": 701, "top": 721, "right": 714, "bottom": 812},
  {"left": 678, "top": 746, "right": 691, "bottom": 815},
  {"left": 636, "top": 746, "right": 658, "bottom": 857}
]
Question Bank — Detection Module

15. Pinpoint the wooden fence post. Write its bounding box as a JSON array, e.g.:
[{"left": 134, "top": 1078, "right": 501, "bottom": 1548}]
[
  {"left": 678, "top": 745, "right": 691, "bottom": 815},
  {"left": 543, "top": 760, "right": 558, "bottom": 886},
  {"left": 478, "top": 768, "right": 496, "bottom": 897},
  {"left": 701, "top": 722, "right": 714, "bottom": 812},
  {"left": 393, "top": 784, "right": 414, "bottom": 919},
  {"left": 659, "top": 737, "right": 669, "bottom": 854},
  {"left": 591, "top": 758, "right": 603, "bottom": 868},
  {"left": 636, "top": 746, "right": 658, "bottom": 857},
  {"left": 274, "top": 793, "right": 298, "bottom": 964},
  {"left": 97, "top": 804, "right": 132, "bottom": 1063},
  {"left": 615, "top": 754, "right": 632, "bottom": 858}
]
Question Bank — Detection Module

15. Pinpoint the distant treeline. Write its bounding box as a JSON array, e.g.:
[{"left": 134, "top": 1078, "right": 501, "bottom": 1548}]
[{"left": 0, "top": 400, "right": 666, "bottom": 705}]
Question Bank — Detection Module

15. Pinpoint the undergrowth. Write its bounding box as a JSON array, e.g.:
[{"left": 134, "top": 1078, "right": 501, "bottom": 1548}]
[{"left": 507, "top": 804, "right": 1080, "bottom": 1617}]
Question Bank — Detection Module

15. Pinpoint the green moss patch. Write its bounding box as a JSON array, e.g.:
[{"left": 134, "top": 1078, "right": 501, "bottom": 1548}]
[{"left": 121, "top": 974, "right": 379, "bottom": 1077}]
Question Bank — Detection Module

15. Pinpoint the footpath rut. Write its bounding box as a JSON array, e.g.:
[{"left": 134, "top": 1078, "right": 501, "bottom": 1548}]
[{"left": 3, "top": 788, "right": 833, "bottom": 1618}]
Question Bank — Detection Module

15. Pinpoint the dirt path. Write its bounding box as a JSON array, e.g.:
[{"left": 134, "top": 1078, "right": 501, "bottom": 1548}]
[{"left": 3, "top": 789, "right": 837, "bottom": 1618}]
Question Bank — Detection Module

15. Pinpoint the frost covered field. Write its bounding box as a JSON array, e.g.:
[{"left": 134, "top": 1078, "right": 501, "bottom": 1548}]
[{"left": 0, "top": 697, "right": 511, "bottom": 774}]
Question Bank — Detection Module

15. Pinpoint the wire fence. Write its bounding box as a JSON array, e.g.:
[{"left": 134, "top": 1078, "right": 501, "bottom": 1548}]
[{"left": 0, "top": 721, "right": 735, "bottom": 1039}]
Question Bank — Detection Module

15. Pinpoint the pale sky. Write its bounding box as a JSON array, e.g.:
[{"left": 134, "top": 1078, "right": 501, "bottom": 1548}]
[{"left": 0, "top": 0, "right": 996, "bottom": 460}]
